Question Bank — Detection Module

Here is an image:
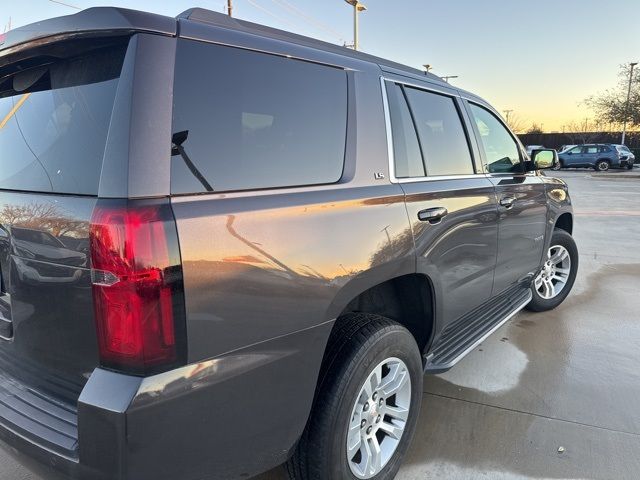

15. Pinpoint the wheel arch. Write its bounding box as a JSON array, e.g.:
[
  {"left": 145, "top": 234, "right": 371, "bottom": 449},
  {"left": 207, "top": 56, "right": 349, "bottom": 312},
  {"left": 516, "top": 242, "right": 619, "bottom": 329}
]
[
  {"left": 554, "top": 212, "right": 573, "bottom": 235},
  {"left": 333, "top": 273, "right": 435, "bottom": 354}
]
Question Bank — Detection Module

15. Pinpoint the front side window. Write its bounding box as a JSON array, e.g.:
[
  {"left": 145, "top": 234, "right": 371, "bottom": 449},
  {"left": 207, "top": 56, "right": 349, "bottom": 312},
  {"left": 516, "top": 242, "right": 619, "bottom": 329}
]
[
  {"left": 404, "top": 87, "right": 474, "bottom": 176},
  {"left": 568, "top": 146, "right": 584, "bottom": 154},
  {"left": 171, "top": 40, "right": 348, "bottom": 194},
  {"left": 469, "top": 104, "right": 522, "bottom": 174}
]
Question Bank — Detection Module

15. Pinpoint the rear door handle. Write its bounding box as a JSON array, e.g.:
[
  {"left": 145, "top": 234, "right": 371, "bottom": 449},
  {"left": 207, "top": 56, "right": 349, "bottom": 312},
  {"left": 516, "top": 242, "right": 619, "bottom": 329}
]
[
  {"left": 500, "top": 196, "right": 516, "bottom": 208},
  {"left": 418, "top": 207, "right": 448, "bottom": 224}
]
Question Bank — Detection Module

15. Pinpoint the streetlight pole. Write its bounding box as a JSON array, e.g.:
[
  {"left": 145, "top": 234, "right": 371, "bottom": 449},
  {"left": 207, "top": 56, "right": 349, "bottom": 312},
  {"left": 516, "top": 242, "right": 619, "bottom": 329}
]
[
  {"left": 345, "top": 0, "right": 367, "bottom": 51},
  {"left": 621, "top": 62, "right": 637, "bottom": 146},
  {"left": 227, "top": 0, "right": 233, "bottom": 17},
  {"left": 503, "top": 109, "right": 513, "bottom": 124}
]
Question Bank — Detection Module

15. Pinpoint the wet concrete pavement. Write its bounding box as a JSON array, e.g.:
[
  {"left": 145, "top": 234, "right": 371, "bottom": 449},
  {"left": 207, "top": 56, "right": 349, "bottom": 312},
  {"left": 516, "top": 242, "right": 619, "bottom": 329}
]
[
  {"left": 255, "top": 170, "right": 640, "bottom": 480},
  {"left": 3, "top": 170, "right": 639, "bottom": 479}
]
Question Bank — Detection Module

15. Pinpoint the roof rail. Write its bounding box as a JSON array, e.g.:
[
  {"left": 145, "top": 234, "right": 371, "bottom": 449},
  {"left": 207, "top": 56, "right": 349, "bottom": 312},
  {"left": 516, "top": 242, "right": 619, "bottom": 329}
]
[{"left": 175, "top": 7, "right": 446, "bottom": 84}]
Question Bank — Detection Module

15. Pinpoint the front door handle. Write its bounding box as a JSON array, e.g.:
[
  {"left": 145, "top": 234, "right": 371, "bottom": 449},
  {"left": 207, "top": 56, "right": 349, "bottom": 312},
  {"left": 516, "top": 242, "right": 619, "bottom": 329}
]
[
  {"left": 500, "top": 196, "right": 516, "bottom": 208},
  {"left": 418, "top": 207, "right": 448, "bottom": 224}
]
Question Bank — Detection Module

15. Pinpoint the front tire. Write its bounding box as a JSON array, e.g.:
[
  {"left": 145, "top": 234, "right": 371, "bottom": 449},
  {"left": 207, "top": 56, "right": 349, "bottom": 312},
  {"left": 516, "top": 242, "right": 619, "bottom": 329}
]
[
  {"left": 527, "top": 229, "right": 578, "bottom": 312},
  {"left": 627, "top": 164, "right": 634, "bottom": 170},
  {"left": 287, "top": 314, "right": 423, "bottom": 480}
]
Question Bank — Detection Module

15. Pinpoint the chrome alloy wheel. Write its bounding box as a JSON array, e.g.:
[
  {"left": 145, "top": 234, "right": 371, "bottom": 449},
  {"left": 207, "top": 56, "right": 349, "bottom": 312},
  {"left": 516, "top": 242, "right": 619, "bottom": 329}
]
[
  {"left": 347, "top": 357, "right": 411, "bottom": 479},
  {"left": 534, "top": 245, "right": 572, "bottom": 300}
]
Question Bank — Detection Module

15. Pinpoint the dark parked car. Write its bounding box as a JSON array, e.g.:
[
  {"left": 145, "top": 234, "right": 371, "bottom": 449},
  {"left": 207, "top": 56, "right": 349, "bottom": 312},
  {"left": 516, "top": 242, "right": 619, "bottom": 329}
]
[
  {"left": 558, "top": 143, "right": 634, "bottom": 171},
  {"left": 0, "top": 7, "right": 577, "bottom": 480}
]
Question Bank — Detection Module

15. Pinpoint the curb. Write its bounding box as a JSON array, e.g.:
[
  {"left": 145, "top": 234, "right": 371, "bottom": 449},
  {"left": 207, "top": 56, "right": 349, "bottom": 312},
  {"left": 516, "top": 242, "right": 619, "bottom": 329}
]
[{"left": 590, "top": 173, "right": 640, "bottom": 179}]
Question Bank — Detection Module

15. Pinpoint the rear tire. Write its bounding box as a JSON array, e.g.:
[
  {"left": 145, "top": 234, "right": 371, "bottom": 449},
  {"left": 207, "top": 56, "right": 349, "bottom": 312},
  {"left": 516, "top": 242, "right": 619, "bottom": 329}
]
[
  {"left": 286, "top": 314, "right": 423, "bottom": 480},
  {"left": 594, "top": 160, "right": 610, "bottom": 172},
  {"left": 527, "top": 229, "right": 578, "bottom": 312}
]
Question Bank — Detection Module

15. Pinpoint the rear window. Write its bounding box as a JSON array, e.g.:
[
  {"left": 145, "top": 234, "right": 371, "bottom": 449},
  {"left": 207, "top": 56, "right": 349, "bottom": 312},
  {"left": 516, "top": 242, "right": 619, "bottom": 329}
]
[
  {"left": 171, "top": 39, "right": 348, "bottom": 194},
  {"left": 0, "top": 43, "right": 127, "bottom": 195}
]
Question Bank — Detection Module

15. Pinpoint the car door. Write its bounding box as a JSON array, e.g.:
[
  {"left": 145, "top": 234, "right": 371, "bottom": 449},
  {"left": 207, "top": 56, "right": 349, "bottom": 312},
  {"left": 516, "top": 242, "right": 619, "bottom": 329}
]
[
  {"left": 466, "top": 102, "right": 548, "bottom": 296},
  {"left": 583, "top": 145, "right": 599, "bottom": 167},
  {"left": 383, "top": 80, "right": 499, "bottom": 327},
  {"left": 563, "top": 146, "right": 584, "bottom": 166}
]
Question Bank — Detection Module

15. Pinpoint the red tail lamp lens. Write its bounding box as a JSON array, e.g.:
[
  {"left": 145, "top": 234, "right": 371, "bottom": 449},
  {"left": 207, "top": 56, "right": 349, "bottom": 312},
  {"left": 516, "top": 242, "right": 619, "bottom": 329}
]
[{"left": 90, "top": 200, "right": 185, "bottom": 374}]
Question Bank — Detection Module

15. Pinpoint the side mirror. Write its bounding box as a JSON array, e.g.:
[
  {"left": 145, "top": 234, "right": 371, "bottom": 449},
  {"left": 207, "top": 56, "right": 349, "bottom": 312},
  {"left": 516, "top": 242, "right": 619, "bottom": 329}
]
[{"left": 528, "top": 149, "right": 557, "bottom": 171}]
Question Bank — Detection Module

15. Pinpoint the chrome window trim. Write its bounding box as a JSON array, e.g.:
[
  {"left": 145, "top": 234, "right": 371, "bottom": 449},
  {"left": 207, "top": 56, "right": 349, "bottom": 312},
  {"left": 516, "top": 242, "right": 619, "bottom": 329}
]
[{"left": 380, "top": 76, "right": 487, "bottom": 184}]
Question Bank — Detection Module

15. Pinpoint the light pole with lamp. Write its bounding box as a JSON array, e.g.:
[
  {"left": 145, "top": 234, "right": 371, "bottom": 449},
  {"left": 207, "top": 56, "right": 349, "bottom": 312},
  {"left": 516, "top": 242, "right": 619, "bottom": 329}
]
[
  {"left": 344, "top": 0, "right": 367, "bottom": 51},
  {"left": 621, "top": 62, "right": 638, "bottom": 146}
]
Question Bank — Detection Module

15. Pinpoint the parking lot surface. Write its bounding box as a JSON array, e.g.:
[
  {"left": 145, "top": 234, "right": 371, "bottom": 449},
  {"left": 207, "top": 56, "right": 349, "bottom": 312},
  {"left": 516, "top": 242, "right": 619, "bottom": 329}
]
[{"left": 3, "top": 169, "right": 639, "bottom": 480}]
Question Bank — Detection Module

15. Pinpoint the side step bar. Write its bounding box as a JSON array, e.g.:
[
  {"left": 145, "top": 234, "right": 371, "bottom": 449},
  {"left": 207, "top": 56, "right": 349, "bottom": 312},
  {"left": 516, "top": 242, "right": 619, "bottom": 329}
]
[{"left": 424, "top": 288, "right": 532, "bottom": 374}]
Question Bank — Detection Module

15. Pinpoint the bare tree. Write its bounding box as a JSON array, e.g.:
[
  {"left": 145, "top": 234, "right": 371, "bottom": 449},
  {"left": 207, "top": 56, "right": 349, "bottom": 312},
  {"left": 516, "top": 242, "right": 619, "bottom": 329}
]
[
  {"left": 0, "top": 203, "right": 88, "bottom": 238},
  {"left": 563, "top": 119, "right": 605, "bottom": 144},
  {"left": 585, "top": 64, "right": 640, "bottom": 129},
  {"left": 506, "top": 113, "right": 526, "bottom": 133},
  {"left": 526, "top": 123, "right": 543, "bottom": 134}
]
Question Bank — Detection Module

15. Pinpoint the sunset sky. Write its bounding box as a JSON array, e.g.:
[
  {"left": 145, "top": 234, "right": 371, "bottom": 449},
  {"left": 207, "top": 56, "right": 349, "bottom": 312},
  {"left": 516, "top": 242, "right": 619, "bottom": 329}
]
[{"left": 4, "top": 0, "right": 640, "bottom": 132}]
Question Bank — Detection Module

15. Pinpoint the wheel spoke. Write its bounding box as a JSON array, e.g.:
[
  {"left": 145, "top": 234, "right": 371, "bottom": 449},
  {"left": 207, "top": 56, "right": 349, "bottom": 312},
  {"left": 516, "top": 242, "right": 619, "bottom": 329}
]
[
  {"left": 370, "top": 363, "right": 383, "bottom": 392},
  {"left": 347, "top": 429, "right": 361, "bottom": 460},
  {"left": 382, "top": 404, "right": 409, "bottom": 422},
  {"left": 369, "top": 437, "right": 382, "bottom": 474},
  {"left": 361, "top": 435, "right": 372, "bottom": 474},
  {"left": 347, "top": 413, "right": 362, "bottom": 460},
  {"left": 550, "top": 248, "right": 569, "bottom": 265},
  {"left": 547, "top": 279, "right": 556, "bottom": 297},
  {"left": 534, "top": 274, "right": 543, "bottom": 289},
  {"left": 380, "top": 366, "right": 409, "bottom": 397},
  {"left": 378, "top": 419, "right": 404, "bottom": 440},
  {"left": 552, "top": 274, "right": 567, "bottom": 283}
]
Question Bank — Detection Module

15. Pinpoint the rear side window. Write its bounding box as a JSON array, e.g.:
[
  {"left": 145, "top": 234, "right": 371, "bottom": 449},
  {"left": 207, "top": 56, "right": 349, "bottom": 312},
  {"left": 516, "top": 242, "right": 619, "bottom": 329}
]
[
  {"left": 171, "top": 40, "right": 347, "bottom": 194},
  {"left": 385, "top": 83, "right": 425, "bottom": 178},
  {"left": 402, "top": 87, "right": 474, "bottom": 176},
  {"left": 0, "top": 43, "right": 127, "bottom": 195}
]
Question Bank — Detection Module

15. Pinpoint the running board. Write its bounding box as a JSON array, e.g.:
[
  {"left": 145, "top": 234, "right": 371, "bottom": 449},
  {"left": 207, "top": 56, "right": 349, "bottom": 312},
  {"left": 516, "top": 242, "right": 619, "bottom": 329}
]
[{"left": 424, "top": 287, "right": 532, "bottom": 374}]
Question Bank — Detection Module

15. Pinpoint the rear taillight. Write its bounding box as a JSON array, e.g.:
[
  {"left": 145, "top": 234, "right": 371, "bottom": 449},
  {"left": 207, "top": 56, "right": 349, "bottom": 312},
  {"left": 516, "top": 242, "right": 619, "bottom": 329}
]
[{"left": 89, "top": 199, "right": 186, "bottom": 375}]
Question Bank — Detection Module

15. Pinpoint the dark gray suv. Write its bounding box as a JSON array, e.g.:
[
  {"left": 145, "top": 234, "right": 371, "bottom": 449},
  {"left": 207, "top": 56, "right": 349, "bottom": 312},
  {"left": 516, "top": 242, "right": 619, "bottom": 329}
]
[{"left": 0, "top": 7, "right": 577, "bottom": 480}]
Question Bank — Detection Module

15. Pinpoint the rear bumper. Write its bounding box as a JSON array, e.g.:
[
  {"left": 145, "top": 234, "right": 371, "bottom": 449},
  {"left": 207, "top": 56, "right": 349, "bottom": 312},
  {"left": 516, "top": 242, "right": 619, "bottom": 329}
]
[{"left": 0, "top": 320, "right": 332, "bottom": 480}]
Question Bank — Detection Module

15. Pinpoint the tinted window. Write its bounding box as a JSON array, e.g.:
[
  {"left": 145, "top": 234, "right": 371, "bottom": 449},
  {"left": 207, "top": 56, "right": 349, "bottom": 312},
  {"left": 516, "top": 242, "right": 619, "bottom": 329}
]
[
  {"left": 0, "top": 45, "right": 127, "bottom": 195},
  {"left": 171, "top": 40, "right": 347, "bottom": 193},
  {"left": 469, "top": 104, "right": 522, "bottom": 174},
  {"left": 386, "top": 83, "right": 424, "bottom": 178},
  {"left": 404, "top": 87, "right": 474, "bottom": 176}
]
